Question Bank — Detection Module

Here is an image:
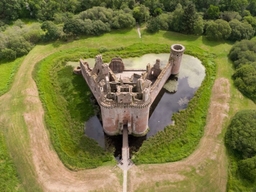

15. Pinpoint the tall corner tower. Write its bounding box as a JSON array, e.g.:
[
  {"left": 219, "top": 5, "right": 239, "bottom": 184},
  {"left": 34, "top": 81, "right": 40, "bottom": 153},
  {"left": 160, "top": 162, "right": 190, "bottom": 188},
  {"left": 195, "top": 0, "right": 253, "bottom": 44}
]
[{"left": 169, "top": 44, "right": 185, "bottom": 75}]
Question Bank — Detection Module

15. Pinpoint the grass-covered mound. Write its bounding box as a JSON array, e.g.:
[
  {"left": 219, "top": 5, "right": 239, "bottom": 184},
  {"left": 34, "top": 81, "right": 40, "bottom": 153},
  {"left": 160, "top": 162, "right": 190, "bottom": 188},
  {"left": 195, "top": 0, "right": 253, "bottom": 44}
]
[{"left": 34, "top": 43, "right": 215, "bottom": 169}]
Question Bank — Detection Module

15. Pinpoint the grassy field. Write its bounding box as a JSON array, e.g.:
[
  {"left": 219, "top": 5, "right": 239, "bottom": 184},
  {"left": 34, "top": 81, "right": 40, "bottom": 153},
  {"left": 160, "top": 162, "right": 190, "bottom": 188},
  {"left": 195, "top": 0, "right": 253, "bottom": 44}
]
[{"left": 1, "top": 28, "right": 256, "bottom": 191}]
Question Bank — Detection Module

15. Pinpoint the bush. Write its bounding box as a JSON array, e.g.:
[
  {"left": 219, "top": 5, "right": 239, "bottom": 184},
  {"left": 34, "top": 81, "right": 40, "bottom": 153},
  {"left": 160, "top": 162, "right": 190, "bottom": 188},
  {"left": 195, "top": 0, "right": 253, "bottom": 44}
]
[
  {"left": 233, "top": 64, "right": 256, "bottom": 102},
  {"left": 238, "top": 156, "right": 256, "bottom": 183},
  {"left": 205, "top": 19, "right": 231, "bottom": 40},
  {"left": 225, "top": 110, "right": 256, "bottom": 158},
  {"left": 0, "top": 48, "right": 16, "bottom": 60},
  {"left": 146, "top": 17, "right": 160, "bottom": 33},
  {"left": 229, "top": 19, "right": 255, "bottom": 41}
]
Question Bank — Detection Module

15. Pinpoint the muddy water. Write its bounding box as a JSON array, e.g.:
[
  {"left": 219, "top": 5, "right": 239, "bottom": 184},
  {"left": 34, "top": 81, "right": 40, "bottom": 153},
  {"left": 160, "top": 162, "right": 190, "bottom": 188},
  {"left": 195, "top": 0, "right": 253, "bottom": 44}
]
[{"left": 84, "top": 54, "right": 205, "bottom": 150}]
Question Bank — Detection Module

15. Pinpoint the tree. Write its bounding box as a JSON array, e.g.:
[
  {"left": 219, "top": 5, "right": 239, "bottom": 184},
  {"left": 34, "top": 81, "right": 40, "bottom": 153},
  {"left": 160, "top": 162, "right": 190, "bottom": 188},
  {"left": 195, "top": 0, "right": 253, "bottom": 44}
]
[
  {"left": 228, "top": 39, "right": 256, "bottom": 102},
  {"left": 41, "top": 21, "right": 61, "bottom": 41},
  {"left": 225, "top": 110, "right": 256, "bottom": 158},
  {"left": 229, "top": 0, "right": 249, "bottom": 13},
  {"left": 63, "top": 18, "right": 86, "bottom": 36},
  {"left": 193, "top": 15, "right": 204, "bottom": 35},
  {"left": 78, "top": 7, "right": 114, "bottom": 23},
  {"left": 157, "top": 13, "right": 169, "bottom": 30},
  {"left": 132, "top": 5, "right": 150, "bottom": 24},
  {"left": 168, "top": 3, "right": 184, "bottom": 32},
  {"left": 146, "top": 17, "right": 160, "bottom": 33},
  {"left": 205, "top": 5, "right": 220, "bottom": 19},
  {"left": 238, "top": 156, "right": 256, "bottom": 182},
  {"left": 0, "top": 0, "right": 23, "bottom": 20},
  {"left": 205, "top": 19, "right": 231, "bottom": 40},
  {"left": 0, "top": 48, "right": 16, "bottom": 60},
  {"left": 91, "top": 20, "right": 110, "bottom": 36},
  {"left": 192, "top": 0, "right": 220, "bottom": 11},
  {"left": 111, "top": 11, "right": 135, "bottom": 29},
  {"left": 243, "top": 16, "right": 256, "bottom": 33},
  {"left": 247, "top": 0, "right": 256, "bottom": 16},
  {"left": 144, "top": 0, "right": 164, "bottom": 16},
  {"left": 232, "top": 64, "right": 256, "bottom": 102},
  {"left": 229, "top": 39, "right": 256, "bottom": 65},
  {"left": 7, "top": 36, "right": 32, "bottom": 57},
  {"left": 229, "top": 19, "right": 255, "bottom": 41},
  {"left": 221, "top": 11, "right": 242, "bottom": 21},
  {"left": 181, "top": 2, "right": 198, "bottom": 34},
  {"left": 160, "top": 0, "right": 189, "bottom": 12}
]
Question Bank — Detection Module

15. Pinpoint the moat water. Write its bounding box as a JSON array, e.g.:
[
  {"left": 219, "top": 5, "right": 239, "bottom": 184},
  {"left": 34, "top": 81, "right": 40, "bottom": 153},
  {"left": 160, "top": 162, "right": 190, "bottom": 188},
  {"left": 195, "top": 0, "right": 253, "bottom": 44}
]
[{"left": 82, "top": 54, "right": 205, "bottom": 154}]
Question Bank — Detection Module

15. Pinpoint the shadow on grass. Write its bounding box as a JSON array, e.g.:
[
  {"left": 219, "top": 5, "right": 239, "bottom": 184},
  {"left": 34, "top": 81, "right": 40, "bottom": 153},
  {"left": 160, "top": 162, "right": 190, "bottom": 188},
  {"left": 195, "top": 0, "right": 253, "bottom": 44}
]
[
  {"left": 162, "top": 31, "right": 201, "bottom": 42},
  {"left": 57, "top": 65, "right": 94, "bottom": 123},
  {"left": 201, "top": 36, "right": 234, "bottom": 47}
]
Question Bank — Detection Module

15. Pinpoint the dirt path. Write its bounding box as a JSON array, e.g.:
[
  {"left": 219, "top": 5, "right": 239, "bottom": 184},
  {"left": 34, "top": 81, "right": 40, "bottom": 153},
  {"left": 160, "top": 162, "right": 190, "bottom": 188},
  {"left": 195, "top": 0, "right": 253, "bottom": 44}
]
[
  {"left": 0, "top": 42, "right": 229, "bottom": 191},
  {"left": 129, "top": 78, "right": 230, "bottom": 191}
]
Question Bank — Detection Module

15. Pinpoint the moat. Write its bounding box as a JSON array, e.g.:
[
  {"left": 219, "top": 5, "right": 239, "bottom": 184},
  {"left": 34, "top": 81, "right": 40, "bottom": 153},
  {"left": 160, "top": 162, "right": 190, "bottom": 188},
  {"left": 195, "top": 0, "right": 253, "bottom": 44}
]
[{"left": 81, "top": 53, "right": 205, "bottom": 155}]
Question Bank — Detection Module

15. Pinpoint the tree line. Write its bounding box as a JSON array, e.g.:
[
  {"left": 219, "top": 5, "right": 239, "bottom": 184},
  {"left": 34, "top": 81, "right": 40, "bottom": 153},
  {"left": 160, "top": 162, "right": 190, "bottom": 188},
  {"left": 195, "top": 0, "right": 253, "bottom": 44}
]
[
  {"left": 1, "top": 0, "right": 256, "bottom": 61},
  {"left": 229, "top": 39, "right": 256, "bottom": 103},
  {"left": 226, "top": 39, "right": 256, "bottom": 189},
  {"left": 2, "top": 0, "right": 256, "bottom": 21}
]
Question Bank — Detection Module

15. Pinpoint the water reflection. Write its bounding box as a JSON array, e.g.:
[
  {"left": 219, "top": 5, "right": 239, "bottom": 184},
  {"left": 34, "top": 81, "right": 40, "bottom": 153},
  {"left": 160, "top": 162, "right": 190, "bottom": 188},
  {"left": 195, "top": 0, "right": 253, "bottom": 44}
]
[
  {"left": 148, "top": 77, "right": 197, "bottom": 137},
  {"left": 84, "top": 116, "right": 105, "bottom": 148},
  {"left": 83, "top": 54, "right": 205, "bottom": 148}
]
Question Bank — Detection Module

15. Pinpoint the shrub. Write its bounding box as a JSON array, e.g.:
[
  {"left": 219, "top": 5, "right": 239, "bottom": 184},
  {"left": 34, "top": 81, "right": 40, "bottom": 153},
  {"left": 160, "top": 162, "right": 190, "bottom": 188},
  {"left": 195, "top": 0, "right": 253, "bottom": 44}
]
[
  {"left": 238, "top": 156, "right": 256, "bottom": 183},
  {"left": 225, "top": 110, "right": 256, "bottom": 158}
]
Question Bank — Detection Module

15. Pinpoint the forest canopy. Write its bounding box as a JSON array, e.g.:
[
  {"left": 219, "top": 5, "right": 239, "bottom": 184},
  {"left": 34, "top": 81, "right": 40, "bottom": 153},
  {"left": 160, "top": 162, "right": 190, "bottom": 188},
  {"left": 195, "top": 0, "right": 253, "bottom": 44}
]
[{"left": 1, "top": 0, "right": 256, "bottom": 61}]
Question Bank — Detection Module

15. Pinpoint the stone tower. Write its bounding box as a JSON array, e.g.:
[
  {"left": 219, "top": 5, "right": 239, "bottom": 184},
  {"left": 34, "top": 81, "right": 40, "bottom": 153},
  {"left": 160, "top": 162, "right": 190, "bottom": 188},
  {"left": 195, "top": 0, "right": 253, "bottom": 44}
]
[{"left": 170, "top": 44, "right": 185, "bottom": 75}]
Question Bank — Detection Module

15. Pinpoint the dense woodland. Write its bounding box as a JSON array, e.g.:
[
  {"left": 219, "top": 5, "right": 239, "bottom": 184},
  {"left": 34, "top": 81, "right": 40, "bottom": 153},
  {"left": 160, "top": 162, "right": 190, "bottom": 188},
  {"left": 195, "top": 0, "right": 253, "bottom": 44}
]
[{"left": 1, "top": 0, "right": 256, "bottom": 60}]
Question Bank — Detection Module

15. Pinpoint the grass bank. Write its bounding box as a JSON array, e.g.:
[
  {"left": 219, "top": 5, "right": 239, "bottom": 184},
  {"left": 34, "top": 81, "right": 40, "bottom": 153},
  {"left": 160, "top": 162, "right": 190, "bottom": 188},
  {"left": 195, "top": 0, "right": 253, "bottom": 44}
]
[
  {"left": 0, "top": 57, "right": 24, "bottom": 96},
  {"left": 34, "top": 48, "right": 114, "bottom": 170},
  {"left": 0, "top": 132, "right": 24, "bottom": 192}
]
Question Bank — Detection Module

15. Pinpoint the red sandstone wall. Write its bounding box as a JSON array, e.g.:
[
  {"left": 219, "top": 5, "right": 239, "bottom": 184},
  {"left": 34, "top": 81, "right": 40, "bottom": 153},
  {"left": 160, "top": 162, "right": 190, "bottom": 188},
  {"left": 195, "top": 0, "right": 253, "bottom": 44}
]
[{"left": 101, "top": 105, "right": 149, "bottom": 136}]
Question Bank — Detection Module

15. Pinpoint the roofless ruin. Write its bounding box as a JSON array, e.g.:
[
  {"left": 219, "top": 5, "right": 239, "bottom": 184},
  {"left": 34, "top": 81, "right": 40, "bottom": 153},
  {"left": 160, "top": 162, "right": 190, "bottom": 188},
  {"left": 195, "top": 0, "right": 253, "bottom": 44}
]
[{"left": 75, "top": 44, "right": 185, "bottom": 137}]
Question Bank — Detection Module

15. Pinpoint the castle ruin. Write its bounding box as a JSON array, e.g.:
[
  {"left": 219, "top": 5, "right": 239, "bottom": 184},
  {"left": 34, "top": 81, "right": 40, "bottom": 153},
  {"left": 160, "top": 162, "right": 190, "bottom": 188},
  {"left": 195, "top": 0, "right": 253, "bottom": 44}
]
[{"left": 76, "top": 44, "right": 185, "bottom": 136}]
